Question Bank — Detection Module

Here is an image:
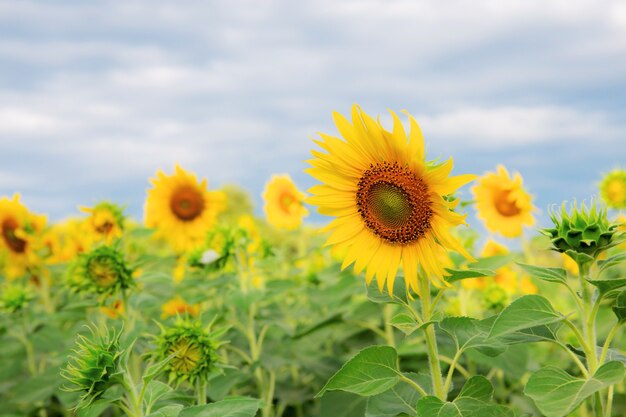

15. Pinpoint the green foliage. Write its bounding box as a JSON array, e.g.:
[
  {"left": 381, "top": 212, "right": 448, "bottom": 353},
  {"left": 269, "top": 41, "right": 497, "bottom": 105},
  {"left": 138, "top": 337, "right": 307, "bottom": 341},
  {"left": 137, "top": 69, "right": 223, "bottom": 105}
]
[
  {"left": 416, "top": 377, "right": 514, "bottom": 417},
  {"left": 525, "top": 361, "right": 625, "bottom": 417},
  {"left": 317, "top": 346, "right": 401, "bottom": 397}
]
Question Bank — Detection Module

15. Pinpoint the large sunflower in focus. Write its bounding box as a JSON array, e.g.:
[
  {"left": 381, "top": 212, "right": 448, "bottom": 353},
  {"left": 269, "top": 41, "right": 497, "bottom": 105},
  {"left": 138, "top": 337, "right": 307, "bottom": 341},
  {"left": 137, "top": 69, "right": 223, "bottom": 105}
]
[
  {"left": 0, "top": 194, "right": 46, "bottom": 278},
  {"left": 263, "top": 174, "right": 308, "bottom": 230},
  {"left": 145, "top": 166, "right": 226, "bottom": 253},
  {"left": 306, "top": 106, "right": 475, "bottom": 293},
  {"left": 472, "top": 165, "right": 535, "bottom": 238}
]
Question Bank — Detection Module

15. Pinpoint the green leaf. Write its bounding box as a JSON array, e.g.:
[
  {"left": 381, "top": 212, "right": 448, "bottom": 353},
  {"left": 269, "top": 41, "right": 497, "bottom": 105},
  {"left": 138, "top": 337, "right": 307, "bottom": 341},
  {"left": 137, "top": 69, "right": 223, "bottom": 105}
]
[
  {"left": 439, "top": 316, "right": 505, "bottom": 356},
  {"left": 516, "top": 263, "right": 567, "bottom": 284},
  {"left": 389, "top": 313, "right": 419, "bottom": 336},
  {"left": 146, "top": 405, "right": 184, "bottom": 417},
  {"left": 586, "top": 278, "right": 626, "bottom": 297},
  {"left": 320, "top": 392, "right": 367, "bottom": 417},
  {"left": 444, "top": 268, "right": 495, "bottom": 283},
  {"left": 77, "top": 399, "right": 118, "bottom": 417},
  {"left": 365, "top": 373, "right": 429, "bottom": 417},
  {"left": 524, "top": 361, "right": 625, "bottom": 417},
  {"left": 564, "top": 250, "right": 594, "bottom": 265},
  {"left": 416, "top": 378, "right": 513, "bottom": 417},
  {"left": 488, "top": 295, "right": 563, "bottom": 339},
  {"left": 317, "top": 346, "right": 401, "bottom": 397},
  {"left": 612, "top": 290, "right": 626, "bottom": 322},
  {"left": 457, "top": 376, "right": 493, "bottom": 402},
  {"left": 178, "top": 397, "right": 261, "bottom": 417},
  {"left": 598, "top": 252, "right": 626, "bottom": 275},
  {"left": 366, "top": 278, "right": 408, "bottom": 304},
  {"left": 143, "top": 381, "right": 173, "bottom": 409}
]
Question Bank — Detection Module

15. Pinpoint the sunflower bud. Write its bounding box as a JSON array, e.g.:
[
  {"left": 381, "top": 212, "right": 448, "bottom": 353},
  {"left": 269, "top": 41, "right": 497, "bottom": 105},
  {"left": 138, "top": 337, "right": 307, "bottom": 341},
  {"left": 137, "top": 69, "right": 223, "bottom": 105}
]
[
  {"left": 62, "top": 326, "right": 123, "bottom": 408},
  {"left": 153, "top": 319, "right": 219, "bottom": 386},
  {"left": 0, "top": 283, "right": 32, "bottom": 313},
  {"left": 67, "top": 246, "right": 134, "bottom": 298},
  {"left": 542, "top": 201, "right": 622, "bottom": 265}
]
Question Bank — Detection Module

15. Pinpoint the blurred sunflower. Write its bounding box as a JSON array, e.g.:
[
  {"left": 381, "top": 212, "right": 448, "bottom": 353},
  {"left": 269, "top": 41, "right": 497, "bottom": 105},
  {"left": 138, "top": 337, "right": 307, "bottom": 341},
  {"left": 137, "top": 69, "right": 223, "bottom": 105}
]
[
  {"left": 0, "top": 194, "right": 46, "bottom": 279},
  {"left": 145, "top": 165, "right": 226, "bottom": 253},
  {"left": 81, "top": 202, "right": 125, "bottom": 244},
  {"left": 42, "top": 219, "right": 94, "bottom": 264},
  {"left": 161, "top": 295, "right": 200, "bottom": 318},
  {"left": 599, "top": 169, "right": 626, "bottom": 209},
  {"left": 306, "top": 105, "right": 475, "bottom": 293},
  {"left": 472, "top": 165, "right": 535, "bottom": 238},
  {"left": 263, "top": 174, "right": 308, "bottom": 230}
]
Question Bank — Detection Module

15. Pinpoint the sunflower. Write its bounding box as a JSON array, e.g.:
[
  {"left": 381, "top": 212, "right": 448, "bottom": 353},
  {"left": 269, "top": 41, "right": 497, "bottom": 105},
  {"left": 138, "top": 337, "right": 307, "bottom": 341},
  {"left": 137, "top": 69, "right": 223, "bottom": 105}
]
[
  {"left": 472, "top": 165, "right": 535, "bottom": 238},
  {"left": 145, "top": 165, "right": 226, "bottom": 253},
  {"left": 81, "top": 202, "right": 125, "bottom": 244},
  {"left": 0, "top": 194, "right": 46, "bottom": 279},
  {"left": 161, "top": 295, "right": 200, "bottom": 318},
  {"left": 599, "top": 169, "right": 626, "bottom": 209},
  {"left": 262, "top": 174, "right": 308, "bottom": 230},
  {"left": 306, "top": 106, "right": 475, "bottom": 293}
]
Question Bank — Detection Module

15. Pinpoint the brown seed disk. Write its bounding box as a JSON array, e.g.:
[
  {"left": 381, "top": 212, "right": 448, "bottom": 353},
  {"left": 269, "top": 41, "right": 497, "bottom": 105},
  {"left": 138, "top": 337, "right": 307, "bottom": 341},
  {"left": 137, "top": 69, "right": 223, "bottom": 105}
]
[
  {"left": 494, "top": 190, "right": 521, "bottom": 217},
  {"left": 170, "top": 186, "right": 205, "bottom": 221},
  {"left": 1, "top": 217, "right": 27, "bottom": 253},
  {"left": 356, "top": 161, "right": 433, "bottom": 244}
]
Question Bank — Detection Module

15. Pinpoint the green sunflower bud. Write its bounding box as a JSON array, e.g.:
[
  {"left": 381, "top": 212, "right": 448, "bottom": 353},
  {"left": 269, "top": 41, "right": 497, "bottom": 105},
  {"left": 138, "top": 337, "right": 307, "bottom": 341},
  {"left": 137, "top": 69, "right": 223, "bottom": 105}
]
[
  {"left": 483, "top": 284, "right": 509, "bottom": 310},
  {"left": 542, "top": 201, "right": 623, "bottom": 265},
  {"left": 0, "top": 284, "right": 33, "bottom": 313},
  {"left": 61, "top": 326, "right": 123, "bottom": 408},
  {"left": 67, "top": 246, "right": 134, "bottom": 298},
  {"left": 153, "top": 319, "right": 219, "bottom": 386}
]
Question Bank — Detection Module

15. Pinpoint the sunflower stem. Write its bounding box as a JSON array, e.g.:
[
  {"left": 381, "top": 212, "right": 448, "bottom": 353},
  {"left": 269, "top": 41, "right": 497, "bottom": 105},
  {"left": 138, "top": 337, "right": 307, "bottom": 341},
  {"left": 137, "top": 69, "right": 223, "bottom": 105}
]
[
  {"left": 382, "top": 304, "right": 396, "bottom": 347},
  {"left": 197, "top": 378, "right": 207, "bottom": 405},
  {"left": 419, "top": 276, "right": 445, "bottom": 400}
]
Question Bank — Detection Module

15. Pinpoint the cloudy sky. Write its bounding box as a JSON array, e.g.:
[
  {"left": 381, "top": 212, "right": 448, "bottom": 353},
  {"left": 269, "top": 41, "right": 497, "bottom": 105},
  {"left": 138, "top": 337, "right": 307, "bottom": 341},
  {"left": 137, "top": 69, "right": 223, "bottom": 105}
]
[{"left": 1, "top": 0, "right": 625, "bottom": 232}]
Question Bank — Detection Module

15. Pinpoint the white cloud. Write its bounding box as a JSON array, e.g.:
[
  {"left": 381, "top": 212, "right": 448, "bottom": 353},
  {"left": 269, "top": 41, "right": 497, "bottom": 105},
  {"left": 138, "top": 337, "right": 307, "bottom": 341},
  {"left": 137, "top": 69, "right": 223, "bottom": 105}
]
[{"left": 418, "top": 106, "right": 621, "bottom": 147}]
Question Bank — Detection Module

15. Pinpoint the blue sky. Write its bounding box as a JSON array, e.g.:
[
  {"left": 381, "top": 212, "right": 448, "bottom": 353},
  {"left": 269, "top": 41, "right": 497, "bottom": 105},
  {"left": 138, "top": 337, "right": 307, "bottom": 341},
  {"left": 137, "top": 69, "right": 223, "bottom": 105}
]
[{"left": 0, "top": 0, "right": 625, "bottom": 234}]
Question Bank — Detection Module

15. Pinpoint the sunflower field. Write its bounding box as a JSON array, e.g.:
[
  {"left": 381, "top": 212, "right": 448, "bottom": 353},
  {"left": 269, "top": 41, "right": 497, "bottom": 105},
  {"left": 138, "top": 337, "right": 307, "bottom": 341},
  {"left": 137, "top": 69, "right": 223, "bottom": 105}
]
[{"left": 1, "top": 106, "right": 625, "bottom": 417}]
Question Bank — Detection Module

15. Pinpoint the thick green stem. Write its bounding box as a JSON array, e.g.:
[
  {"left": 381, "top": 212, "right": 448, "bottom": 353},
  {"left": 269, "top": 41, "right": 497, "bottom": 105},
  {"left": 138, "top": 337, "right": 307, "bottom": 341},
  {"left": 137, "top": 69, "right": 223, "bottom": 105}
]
[
  {"left": 578, "top": 261, "right": 603, "bottom": 417},
  {"left": 197, "top": 379, "right": 207, "bottom": 405},
  {"left": 383, "top": 304, "right": 396, "bottom": 347},
  {"left": 419, "top": 276, "right": 445, "bottom": 400}
]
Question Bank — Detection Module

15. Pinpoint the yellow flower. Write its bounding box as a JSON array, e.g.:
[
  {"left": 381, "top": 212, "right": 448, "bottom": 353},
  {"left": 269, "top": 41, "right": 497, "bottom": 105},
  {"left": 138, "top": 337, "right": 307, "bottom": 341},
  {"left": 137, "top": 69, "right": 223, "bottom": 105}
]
[
  {"left": 0, "top": 194, "right": 46, "bottom": 279},
  {"left": 472, "top": 165, "right": 536, "bottom": 238},
  {"left": 161, "top": 296, "right": 200, "bottom": 318},
  {"left": 145, "top": 165, "right": 226, "bottom": 253},
  {"left": 462, "top": 239, "right": 508, "bottom": 290},
  {"left": 599, "top": 169, "right": 626, "bottom": 209},
  {"left": 481, "top": 240, "right": 508, "bottom": 257},
  {"left": 237, "top": 214, "right": 262, "bottom": 254},
  {"left": 519, "top": 276, "right": 538, "bottom": 294},
  {"left": 262, "top": 174, "right": 308, "bottom": 230},
  {"left": 306, "top": 106, "right": 475, "bottom": 293},
  {"left": 81, "top": 202, "right": 125, "bottom": 244},
  {"left": 562, "top": 252, "right": 578, "bottom": 275}
]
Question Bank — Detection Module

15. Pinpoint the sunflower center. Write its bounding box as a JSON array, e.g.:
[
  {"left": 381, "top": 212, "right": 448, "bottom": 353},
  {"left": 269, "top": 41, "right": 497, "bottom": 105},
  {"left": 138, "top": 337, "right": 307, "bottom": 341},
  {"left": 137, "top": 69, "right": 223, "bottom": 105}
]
[
  {"left": 279, "top": 192, "right": 295, "bottom": 213},
  {"left": 607, "top": 180, "right": 625, "bottom": 203},
  {"left": 170, "top": 186, "right": 205, "bottom": 221},
  {"left": 169, "top": 338, "right": 202, "bottom": 373},
  {"left": 1, "top": 218, "right": 27, "bottom": 254},
  {"left": 87, "top": 257, "right": 118, "bottom": 288},
  {"left": 494, "top": 190, "right": 521, "bottom": 217},
  {"left": 96, "top": 221, "right": 114, "bottom": 235},
  {"left": 356, "top": 162, "right": 432, "bottom": 244}
]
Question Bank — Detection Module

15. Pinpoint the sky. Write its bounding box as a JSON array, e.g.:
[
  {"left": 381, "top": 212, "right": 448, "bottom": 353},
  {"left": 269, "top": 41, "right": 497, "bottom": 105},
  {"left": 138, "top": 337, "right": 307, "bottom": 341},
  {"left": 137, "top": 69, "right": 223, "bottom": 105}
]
[{"left": 0, "top": 0, "right": 625, "bottom": 234}]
